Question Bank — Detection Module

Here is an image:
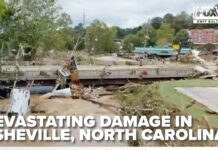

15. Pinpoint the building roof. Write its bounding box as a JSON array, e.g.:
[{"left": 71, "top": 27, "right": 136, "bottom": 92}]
[
  {"left": 134, "top": 47, "right": 190, "bottom": 52},
  {"left": 188, "top": 28, "right": 218, "bottom": 45}
]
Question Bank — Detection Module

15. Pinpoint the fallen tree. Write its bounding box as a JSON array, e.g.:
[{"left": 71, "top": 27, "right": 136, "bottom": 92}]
[{"left": 81, "top": 94, "right": 153, "bottom": 113}]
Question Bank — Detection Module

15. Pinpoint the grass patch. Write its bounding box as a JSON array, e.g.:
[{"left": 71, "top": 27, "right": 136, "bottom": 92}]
[
  {"left": 157, "top": 79, "right": 218, "bottom": 128},
  {"left": 116, "top": 79, "right": 218, "bottom": 146}
]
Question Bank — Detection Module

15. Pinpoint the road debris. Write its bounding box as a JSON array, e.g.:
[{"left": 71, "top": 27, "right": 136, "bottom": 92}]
[
  {"left": 53, "top": 88, "right": 72, "bottom": 97},
  {"left": 40, "top": 87, "right": 73, "bottom": 99},
  {"left": 192, "top": 49, "right": 217, "bottom": 79},
  {"left": 83, "top": 87, "right": 112, "bottom": 99},
  {"left": 82, "top": 93, "right": 153, "bottom": 112},
  {"left": 70, "top": 82, "right": 84, "bottom": 99},
  {"left": 191, "top": 49, "right": 206, "bottom": 65},
  {"left": 8, "top": 88, "right": 30, "bottom": 116},
  {"left": 194, "top": 66, "right": 210, "bottom": 75}
]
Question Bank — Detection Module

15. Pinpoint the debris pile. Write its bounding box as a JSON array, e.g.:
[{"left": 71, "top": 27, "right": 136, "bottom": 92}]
[
  {"left": 116, "top": 84, "right": 163, "bottom": 116},
  {"left": 83, "top": 87, "right": 112, "bottom": 100},
  {"left": 191, "top": 50, "right": 217, "bottom": 79},
  {"left": 116, "top": 83, "right": 218, "bottom": 146}
]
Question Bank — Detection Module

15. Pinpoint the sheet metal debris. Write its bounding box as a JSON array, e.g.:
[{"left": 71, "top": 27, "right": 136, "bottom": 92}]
[{"left": 8, "top": 88, "right": 30, "bottom": 116}]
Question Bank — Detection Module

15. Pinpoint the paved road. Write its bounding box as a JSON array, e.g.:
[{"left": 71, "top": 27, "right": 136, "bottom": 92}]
[{"left": 176, "top": 87, "right": 218, "bottom": 113}]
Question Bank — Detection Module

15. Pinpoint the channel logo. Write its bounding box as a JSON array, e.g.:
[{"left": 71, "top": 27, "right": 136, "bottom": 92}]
[{"left": 193, "top": 5, "right": 218, "bottom": 24}]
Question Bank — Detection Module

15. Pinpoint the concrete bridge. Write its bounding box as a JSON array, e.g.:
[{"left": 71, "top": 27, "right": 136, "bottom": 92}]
[{"left": 0, "top": 65, "right": 195, "bottom": 85}]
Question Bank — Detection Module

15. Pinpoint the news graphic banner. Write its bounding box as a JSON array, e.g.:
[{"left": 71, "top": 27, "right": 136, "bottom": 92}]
[
  {"left": 1, "top": 148, "right": 218, "bottom": 150},
  {"left": 0, "top": 115, "right": 218, "bottom": 142},
  {"left": 193, "top": 5, "right": 218, "bottom": 24},
  {"left": 2, "top": 148, "right": 218, "bottom": 150}
]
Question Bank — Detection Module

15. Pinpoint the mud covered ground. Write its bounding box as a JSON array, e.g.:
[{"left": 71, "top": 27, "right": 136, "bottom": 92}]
[{"left": 0, "top": 95, "right": 128, "bottom": 147}]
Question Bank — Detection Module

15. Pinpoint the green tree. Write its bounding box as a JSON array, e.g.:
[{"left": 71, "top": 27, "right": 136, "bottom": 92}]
[
  {"left": 0, "top": 0, "right": 6, "bottom": 19},
  {"left": 173, "top": 11, "right": 192, "bottom": 33},
  {"left": 151, "top": 17, "right": 163, "bottom": 29},
  {"left": 116, "top": 26, "right": 142, "bottom": 39},
  {"left": 0, "top": 0, "right": 6, "bottom": 54},
  {"left": 73, "top": 23, "right": 85, "bottom": 50},
  {"left": 140, "top": 23, "right": 157, "bottom": 47},
  {"left": 123, "top": 34, "right": 142, "bottom": 53},
  {"left": 146, "top": 27, "right": 157, "bottom": 47},
  {"left": 1, "top": 0, "right": 72, "bottom": 53},
  {"left": 122, "top": 27, "right": 148, "bottom": 53},
  {"left": 163, "top": 13, "right": 174, "bottom": 26},
  {"left": 156, "top": 24, "right": 175, "bottom": 46},
  {"left": 85, "top": 20, "right": 117, "bottom": 54},
  {"left": 173, "top": 29, "right": 190, "bottom": 48}
]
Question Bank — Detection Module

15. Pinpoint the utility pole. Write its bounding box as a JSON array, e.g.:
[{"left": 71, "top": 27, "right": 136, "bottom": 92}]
[
  {"left": 144, "top": 18, "right": 151, "bottom": 47},
  {"left": 83, "top": 9, "right": 86, "bottom": 28},
  {"left": 0, "top": 42, "right": 3, "bottom": 73}
]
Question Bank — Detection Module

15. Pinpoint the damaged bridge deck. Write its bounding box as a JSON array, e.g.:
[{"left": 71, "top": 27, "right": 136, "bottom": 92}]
[{"left": 0, "top": 65, "right": 194, "bottom": 85}]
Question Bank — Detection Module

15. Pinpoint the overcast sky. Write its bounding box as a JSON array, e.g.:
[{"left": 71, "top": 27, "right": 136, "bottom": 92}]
[{"left": 57, "top": 0, "right": 216, "bottom": 28}]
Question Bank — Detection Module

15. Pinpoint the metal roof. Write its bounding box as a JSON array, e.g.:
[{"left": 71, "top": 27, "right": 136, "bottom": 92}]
[{"left": 134, "top": 47, "right": 190, "bottom": 52}]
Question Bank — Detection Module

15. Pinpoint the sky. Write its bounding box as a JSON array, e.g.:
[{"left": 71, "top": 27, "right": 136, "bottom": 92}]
[{"left": 57, "top": 0, "right": 217, "bottom": 28}]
